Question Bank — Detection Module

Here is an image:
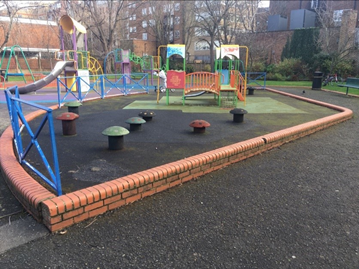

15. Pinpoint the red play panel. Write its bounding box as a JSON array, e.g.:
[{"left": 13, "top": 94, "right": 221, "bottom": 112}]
[{"left": 167, "top": 70, "right": 185, "bottom": 89}]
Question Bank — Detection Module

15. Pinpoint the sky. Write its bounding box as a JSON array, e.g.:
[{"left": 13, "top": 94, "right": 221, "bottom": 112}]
[
  {"left": 259, "top": 0, "right": 270, "bottom": 8},
  {"left": 9, "top": 1, "right": 271, "bottom": 8}
]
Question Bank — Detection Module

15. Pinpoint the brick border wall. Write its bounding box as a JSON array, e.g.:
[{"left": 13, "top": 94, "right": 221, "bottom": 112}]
[
  {"left": 0, "top": 89, "right": 353, "bottom": 232},
  {"left": 0, "top": 105, "right": 59, "bottom": 221}
]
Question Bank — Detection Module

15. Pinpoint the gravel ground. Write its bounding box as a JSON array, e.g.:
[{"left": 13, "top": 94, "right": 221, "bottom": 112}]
[{"left": 0, "top": 87, "right": 358, "bottom": 268}]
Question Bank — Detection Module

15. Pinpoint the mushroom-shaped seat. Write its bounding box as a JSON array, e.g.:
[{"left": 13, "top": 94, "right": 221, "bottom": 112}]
[
  {"left": 64, "top": 101, "right": 82, "bottom": 115},
  {"left": 138, "top": 110, "right": 156, "bottom": 122},
  {"left": 56, "top": 112, "right": 79, "bottom": 136},
  {"left": 247, "top": 87, "right": 255, "bottom": 95},
  {"left": 102, "top": 126, "right": 130, "bottom": 150},
  {"left": 125, "top": 117, "right": 146, "bottom": 131},
  {"left": 189, "top": 119, "right": 210, "bottom": 133},
  {"left": 230, "top": 108, "right": 248, "bottom": 123}
]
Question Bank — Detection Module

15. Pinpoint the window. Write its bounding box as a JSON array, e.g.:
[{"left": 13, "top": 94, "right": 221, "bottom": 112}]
[
  {"left": 149, "top": 19, "right": 155, "bottom": 26},
  {"left": 333, "top": 10, "right": 344, "bottom": 26},
  {"left": 130, "top": 14, "right": 136, "bottom": 20},
  {"left": 355, "top": 28, "right": 359, "bottom": 46},
  {"left": 195, "top": 40, "right": 220, "bottom": 50},
  {"left": 130, "top": 27, "right": 137, "bottom": 33},
  {"left": 195, "top": 1, "right": 203, "bottom": 8},
  {"left": 142, "top": 8, "right": 147, "bottom": 15},
  {"left": 195, "top": 40, "right": 210, "bottom": 51},
  {"left": 196, "top": 12, "right": 210, "bottom": 22},
  {"left": 311, "top": 0, "right": 318, "bottom": 9},
  {"left": 142, "top": 20, "right": 147, "bottom": 28},
  {"left": 143, "top": 33, "right": 148, "bottom": 40},
  {"left": 164, "top": 4, "right": 173, "bottom": 14},
  {"left": 129, "top": 3, "right": 136, "bottom": 9},
  {"left": 174, "top": 30, "right": 180, "bottom": 39},
  {"left": 174, "top": 17, "right": 180, "bottom": 25},
  {"left": 195, "top": 27, "right": 209, "bottom": 36},
  {"left": 169, "top": 32, "right": 174, "bottom": 42},
  {"left": 174, "top": 3, "right": 180, "bottom": 11}
]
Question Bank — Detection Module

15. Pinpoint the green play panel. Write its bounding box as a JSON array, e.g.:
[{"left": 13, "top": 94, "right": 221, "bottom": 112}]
[{"left": 123, "top": 96, "right": 307, "bottom": 114}]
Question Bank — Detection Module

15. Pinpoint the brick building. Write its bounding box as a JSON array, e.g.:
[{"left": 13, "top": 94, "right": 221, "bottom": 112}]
[
  {"left": 0, "top": 16, "right": 60, "bottom": 72},
  {"left": 122, "top": 1, "right": 264, "bottom": 64},
  {"left": 2, "top": 0, "right": 358, "bottom": 73},
  {"left": 269, "top": 0, "right": 359, "bottom": 28}
]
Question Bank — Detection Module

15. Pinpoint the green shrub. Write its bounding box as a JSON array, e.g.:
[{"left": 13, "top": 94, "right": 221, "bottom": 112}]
[
  {"left": 267, "top": 58, "right": 309, "bottom": 80},
  {"left": 186, "top": 65, "right": 195, "bottom": 73},
  {"left": 265, "top": 64, "right": 276, "bottom": 73},
  {"left": 266, "top": 73, "right": 285, "bottom": 81},
  {"left": 250, "top": 62, "right": 265, "bottom": 72},
  {"left": 335, "top": 60, "right": 355, "bottom": 78},
  {"left": 203, "top": 64, "right": 211, "bottom": 72},
  {"left": 274, "top": 58, "right": 301, "bottom": 76}
]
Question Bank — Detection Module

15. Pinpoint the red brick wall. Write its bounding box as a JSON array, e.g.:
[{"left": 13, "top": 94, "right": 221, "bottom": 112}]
[{"left": 0, "top": 91, "right": 352, "bottom": 232}]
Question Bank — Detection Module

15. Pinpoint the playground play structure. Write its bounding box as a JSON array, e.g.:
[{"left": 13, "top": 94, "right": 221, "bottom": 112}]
[
  {"left": 1, "top": 15, "right": 103, "bottom": 94},
  {"left": 104, "top": 48, "right": 159, "bottom": 85},
  {"left": 56, "top": 15, "right": 103, "bottom": 93},
  {"left": 155, "top": 44, "right": 248, "bottom": 107}
]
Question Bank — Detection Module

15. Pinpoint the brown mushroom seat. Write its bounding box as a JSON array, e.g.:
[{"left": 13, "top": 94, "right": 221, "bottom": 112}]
[
  {"left": 230, "top": 108, "right": 248, "bottom": 123},
  {"left": 125, "top": 117, "right": 146, "bottom": 131},
  {"left": 56, "top": 112, "right": 79, "bottom": 136},
  {"left": 138, "top": 110, "right": 156, "bottom": 122},
  {"left": 102, "top": 126, "right": 130, "bottom": 150},
  {"left": 64, "top": 101, "right": 82, "bottom": 114},
  {"left": 189, "top": 119, "right": 210, "bottom": 133}
]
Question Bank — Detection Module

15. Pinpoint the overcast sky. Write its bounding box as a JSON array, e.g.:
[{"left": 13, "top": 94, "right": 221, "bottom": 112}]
[{"left": 259, "top": 1, "right": 270, "bottom": 8}]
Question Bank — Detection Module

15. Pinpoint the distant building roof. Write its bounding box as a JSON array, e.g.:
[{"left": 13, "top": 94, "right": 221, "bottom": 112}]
[{"left": 0, "top": 16, "right": 57, "bottom": 26}]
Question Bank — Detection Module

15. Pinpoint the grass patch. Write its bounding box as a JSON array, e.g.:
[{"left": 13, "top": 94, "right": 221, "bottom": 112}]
[{"left": 264, "top": 80, "right": 358, "bottom": 96}]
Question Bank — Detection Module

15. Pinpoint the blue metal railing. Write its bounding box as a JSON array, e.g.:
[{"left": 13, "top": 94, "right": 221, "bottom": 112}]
[
  {"left": 57, "top": 73, "right": 150, "bottom": 107},
  {"left": 5, "top": 86, "right": 62, "bottom": 195},
  {"left": 3, "top": 73, "right": 151, "bottom": 196},
  {"left": 245, "top": 72, "right": 267, "bottom": 89}
]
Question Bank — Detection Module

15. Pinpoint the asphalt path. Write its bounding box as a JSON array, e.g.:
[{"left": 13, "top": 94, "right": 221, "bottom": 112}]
[{"left": 0, "top": 87, "right": 358, "bottom": 268}]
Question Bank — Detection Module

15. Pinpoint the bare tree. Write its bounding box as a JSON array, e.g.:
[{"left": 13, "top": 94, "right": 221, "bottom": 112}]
[
  {"left": 180, "top": 2, "right": 196, "bottom": 61},
  {"left": 193, "top": 0, "right": 235, "bottom": 71},
  {"left": 219, "top": 0, "right": 262, "bottom": 45},
  {"left": 141, "top": 1, "right": 196, "bottom": 65},
  {"left": 315, "top": 3, "right": 357, "bottom": 74},
  {"left": 63, "top": 0, "right": 130, "bottom": 59},
  {"left": 146, "top": 1, "right": 174, "bottom": 47},
  {"left": 0, "top": 1, "right": 38, "bottom": 50}
]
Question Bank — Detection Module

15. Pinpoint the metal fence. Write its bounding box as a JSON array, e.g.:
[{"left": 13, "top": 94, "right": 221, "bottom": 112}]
[
  {"left": 246, "top": 72, "right": 267, "bottom": 89},
  {"left": 5, "top": 86, "right": 62, "bottom": 195},
  {"left": 3, "top": 72, "right": 151, "bottom": 196},
  {"left": 57, "top": 73, "right": 150, "bottom": 107}
]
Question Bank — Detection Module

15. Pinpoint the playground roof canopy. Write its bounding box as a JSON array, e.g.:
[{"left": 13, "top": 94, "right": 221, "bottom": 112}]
[{"left": 59, "top": 15, "right": 86, "bottom": 34}]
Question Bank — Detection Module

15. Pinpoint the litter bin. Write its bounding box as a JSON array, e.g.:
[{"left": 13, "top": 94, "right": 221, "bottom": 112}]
[{"left": 312, "top": 71, "right": 323, "bottom": 90}]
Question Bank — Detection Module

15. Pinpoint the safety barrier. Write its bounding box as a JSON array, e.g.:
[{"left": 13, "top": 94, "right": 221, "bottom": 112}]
[
  {"left": 4, "top": 86, "right": 62, "bottom": 196},
  {"left": 230, "top": 70, "right": 246, "bottom": 102},
  {"left": 183, "top": 72, "right": 220, "bottom": 105},
  {"left": 57, "top": 73, "right": 149, "bottom": 107},
  {"left": 184, "top": 72, "right": 219, "bottom": 95},
  {"left": 246, "top": 72, "right": 266, "bottom": 89}
]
